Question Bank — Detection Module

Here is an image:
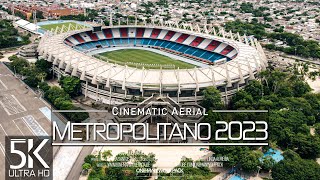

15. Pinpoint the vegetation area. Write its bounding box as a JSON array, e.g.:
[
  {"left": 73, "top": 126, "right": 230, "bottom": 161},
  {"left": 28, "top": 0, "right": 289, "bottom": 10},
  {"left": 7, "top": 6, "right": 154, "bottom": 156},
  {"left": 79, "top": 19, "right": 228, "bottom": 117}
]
[
  {"left": 83, "top": 150, "right": 215, "bottom": 180},
  {"left": 60, "top": 9, "right": 98, "bottom": 21},
  {"left": 7, "top": 56, "right": 88, "bottom": 122},
  {"left": 272, "top": 150, "right": 320, "bottom": 180},
  {"left": 0, "top": 20, "right": 30, "bottom": 48},
  {"left": 40, "top": 22, "right": 86, "bottom": 32},
  {"left": 96, "top": 49, "right": 195, "bottom": 69},
  {"left": 157, "top": 157, "right": 216, "bottom": 180},
  {"left": 83, "top": 150, "right": 156, "bottom": 179},
  {"left": 224, "top": 20, "right": 320, "bottom": 59},
  {"left": 224, "top": 19, "right": 268, "bottom": 40},
  {"left": 238, "top": 2, "right": 272, "bottom": 20},
  {"left": 201, "top": 63, "right": 320, "bottom": 179},
  {"left": 265, "top": 33, "right": 320, "bottom": 59}
]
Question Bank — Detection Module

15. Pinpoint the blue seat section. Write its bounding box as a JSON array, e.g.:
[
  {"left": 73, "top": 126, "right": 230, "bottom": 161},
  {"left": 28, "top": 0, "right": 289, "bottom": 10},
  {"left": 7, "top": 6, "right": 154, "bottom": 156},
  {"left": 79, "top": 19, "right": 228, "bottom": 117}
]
[
  {"left": 203, "top": 51, "right": 215, "bottom": 60},
  {"left": 165, "top": 42, "right": 176, "bottom": 49},
  {"left": 148, "top": 39, "right": 157, "bottom": 46},
  {"left": 192, "top": 49, "right": 206, "bottom": 56},
  {"left": 135, "top": 38, "right": 143, "bottom": 45},
  {"left": 128, "top": 39, "right": 135, "bottom": 45},
  {"left": 176, "top": 45, "right": 189, "bottom": 53},
  {"left": 155, "top": 40, "right": 162, "bottom": 46},
  {"left": 74, "top": 38, "right": 226, "bottom": 62},
  {"left": 113, "top": 39, "right": 121, "bottom": 45}
]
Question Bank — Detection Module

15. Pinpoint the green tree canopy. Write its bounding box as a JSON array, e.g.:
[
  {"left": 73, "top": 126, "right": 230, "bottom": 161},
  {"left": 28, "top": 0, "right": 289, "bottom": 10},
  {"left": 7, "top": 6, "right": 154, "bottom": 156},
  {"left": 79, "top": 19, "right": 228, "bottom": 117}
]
[
  {"left": 272, "top": 151, "right": 320, "bottom": 180},
  {"left": 59, "top": 76, "right": 82, "bottom": 97},
  {"left": 201, "top": 86, "right": 223, "bottom": 110}
]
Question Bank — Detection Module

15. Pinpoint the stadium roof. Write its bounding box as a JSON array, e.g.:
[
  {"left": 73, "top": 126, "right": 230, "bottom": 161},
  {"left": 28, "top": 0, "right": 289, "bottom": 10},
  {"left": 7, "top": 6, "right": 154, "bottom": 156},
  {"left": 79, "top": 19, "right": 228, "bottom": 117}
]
[
  {"left": 38, "top": 25, "right": 267, "bottom": 91},
  {"left": 15, "top": 19, "right": 30, "bottom": 26},
  {"left": 14, "top": 19, "right": 41, "bottom": 34}
]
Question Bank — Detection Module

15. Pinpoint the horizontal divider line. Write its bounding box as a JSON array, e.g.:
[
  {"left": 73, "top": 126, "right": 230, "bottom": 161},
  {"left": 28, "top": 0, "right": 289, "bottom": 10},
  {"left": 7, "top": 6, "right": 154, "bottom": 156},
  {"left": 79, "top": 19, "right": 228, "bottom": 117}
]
[
  {"left": 211, "top": 110, "right": 268, "bottom": 113},
  {"left": 52, "top": 143, "right": 268, "bottom": 146}
]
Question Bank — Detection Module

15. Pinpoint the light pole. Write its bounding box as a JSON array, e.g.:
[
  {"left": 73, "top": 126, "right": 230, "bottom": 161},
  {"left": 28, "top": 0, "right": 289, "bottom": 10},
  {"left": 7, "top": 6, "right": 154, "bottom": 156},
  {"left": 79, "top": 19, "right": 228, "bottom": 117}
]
[{"left": 13, "top": 66, "right": 16, "bottom": 77}]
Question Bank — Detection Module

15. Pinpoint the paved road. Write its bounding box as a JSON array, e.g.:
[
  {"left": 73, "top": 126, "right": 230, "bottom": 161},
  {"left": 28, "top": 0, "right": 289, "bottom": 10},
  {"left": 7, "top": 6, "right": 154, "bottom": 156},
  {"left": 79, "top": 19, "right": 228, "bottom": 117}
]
[{"left": 66, "top": 146, "right": 95, "bottom": 180}]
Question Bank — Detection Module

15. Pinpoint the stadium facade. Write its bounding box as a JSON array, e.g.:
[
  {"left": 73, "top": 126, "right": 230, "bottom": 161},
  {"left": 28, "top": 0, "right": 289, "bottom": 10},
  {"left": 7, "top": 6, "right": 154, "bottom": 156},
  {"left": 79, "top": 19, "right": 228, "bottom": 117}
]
[{"left": 38, "top": 22, "right": 267, "bottom": 104}]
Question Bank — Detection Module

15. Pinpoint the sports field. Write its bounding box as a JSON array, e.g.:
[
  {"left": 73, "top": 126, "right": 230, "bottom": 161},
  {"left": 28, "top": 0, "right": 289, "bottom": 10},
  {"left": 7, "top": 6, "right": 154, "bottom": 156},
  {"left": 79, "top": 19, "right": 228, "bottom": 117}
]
[
  {"left": 96, "top": 49, "right": 195, "bottom": 69},
  {"left": 40, "top": 22, "right": 86, "bottom": 32}
]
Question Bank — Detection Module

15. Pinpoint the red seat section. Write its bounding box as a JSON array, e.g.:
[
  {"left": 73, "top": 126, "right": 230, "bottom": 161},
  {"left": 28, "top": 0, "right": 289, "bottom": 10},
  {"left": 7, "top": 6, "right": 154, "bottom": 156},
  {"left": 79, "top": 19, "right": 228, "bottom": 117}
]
[
  {"left": 206, "top": 40, "right": 221, "bottom": 51},
  {"left": 190, "top": 37, "right": 204, "bottom": 47},
  {"left": 176, "top": 34, "right": 189, "bottom": 43},
  {"left": 120, "top": 28, "right": 128, "bottom": 38},
  {"left": 65, "top": 39, "right": 73, "bottom": 46},
  {"left": 72, "top": 34, "right": 85, "bottom": 43},
  {"left": 220, "top": 45, "right": 234, "bottom": 55},
  {"left": 164, "top": 31, "right": 175, "bottom": 40},
  {"left": 102, "top": 29, "right": 113, "bottom": 38},
  {"left": 150, "top": 29, "right": 161, "bottom": 38},
  {"left": 86, "top": 31, "right": 99, "bottom": 41},
  {"left": 231, "top": 53, "right": 238, "bottom": 59},
  {"left": 136, "top": 28, "right": 145, "bottom": 38}
]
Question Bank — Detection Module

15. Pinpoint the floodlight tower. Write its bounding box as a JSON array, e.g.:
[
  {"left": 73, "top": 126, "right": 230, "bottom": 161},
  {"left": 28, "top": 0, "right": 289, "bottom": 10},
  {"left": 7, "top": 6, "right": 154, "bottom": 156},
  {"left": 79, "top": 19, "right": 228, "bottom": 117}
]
[
  {"left": 11, "top": 5, "right": 15, "bottom": 15},
  {"left": 33, "top": 10, "right": 37, "bottom": 24}
]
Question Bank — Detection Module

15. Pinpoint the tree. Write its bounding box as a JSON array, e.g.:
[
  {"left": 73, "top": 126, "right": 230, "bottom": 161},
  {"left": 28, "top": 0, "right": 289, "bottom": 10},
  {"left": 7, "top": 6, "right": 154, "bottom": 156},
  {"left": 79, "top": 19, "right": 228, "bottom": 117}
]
[
  {"left": 292, "top": 81, "right": 311, "bottom": 97},
  {"left": 0, "top": 20, "right": 30, "bottom": 48},
  {"left": 201, "top": 86, "right": 223, "bottom": 110},
  {"left": 64, "top": 106, "right": 89, "bottom": 122},
  {"left": 102, "top": 150, "right": 112, "bottom": 161},
  {"left": 35, "top": 59, "right": 52, "bottom": 79},
  {"left": 84, "top": 155, "right": 96, "bottom": 164},
  {"left": 272, "top": 151, "right": 320, "bottom": 180},
  {"left": 231, "top": 90, "right": 254, "bottom": 109},
  {"left": 54, "top": 97, "right": 73, "bottom": 110},
  {"left": 104, "top": 167, "right": 125, "bottom": 179},
  {"left": 45, "top": 86, "right": 70, "bottom": 104},
  {"left": 9, "top": 55, "right": 29, "bottom": 74},
  {"left": 59, "top": 76, "right": 81, "bottom": 97},
  {"left": 239, "top": 151, "right": 263, "bottom": 172},
  {"left": 315, "top": 123, "right": 320, "bottom": 135},
  {"left": 290, "top": 133, "right": 320, "bottom": 159},
  {"left": 260, "top": 156, "right": 276, "bottom": 171},
  {"left": 244, "top": 80, "right": 263, "bottom": 101},
  {"left": 82, "top": 163, "right": 91, "bottom": 170},
  {"left": 24, "top": 76, "right": 40, "bottom": 87},
  {"left": 38, "top": 82, "right": 50, "bottom": 92}
]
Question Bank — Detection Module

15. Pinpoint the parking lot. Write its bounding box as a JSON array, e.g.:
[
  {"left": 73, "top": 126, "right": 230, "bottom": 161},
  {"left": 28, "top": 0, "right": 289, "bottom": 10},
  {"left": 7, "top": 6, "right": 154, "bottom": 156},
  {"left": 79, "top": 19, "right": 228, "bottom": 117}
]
[{"left": 0, "top": 63, "right": 52, "bottom": 178}]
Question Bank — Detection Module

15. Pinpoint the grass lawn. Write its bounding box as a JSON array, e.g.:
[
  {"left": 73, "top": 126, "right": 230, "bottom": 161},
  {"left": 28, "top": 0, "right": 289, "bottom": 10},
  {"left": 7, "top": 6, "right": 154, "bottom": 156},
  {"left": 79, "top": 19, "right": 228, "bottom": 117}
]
[
  {"left": 40, "top": 22, "right": 86, "bottom": 32},
  {"left": 95, "top": 49, "right": 195, "bottom": 69}
]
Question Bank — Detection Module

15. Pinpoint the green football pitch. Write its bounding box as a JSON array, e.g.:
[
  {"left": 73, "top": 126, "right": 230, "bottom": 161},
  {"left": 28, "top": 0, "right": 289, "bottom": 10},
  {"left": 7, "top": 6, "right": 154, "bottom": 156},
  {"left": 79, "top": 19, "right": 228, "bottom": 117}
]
[
  {"left": 95, "top": 49, "right": 196, "bottom": 69},
  {"left": 40, "top": 22, "right": 86, "bottom": 32}
]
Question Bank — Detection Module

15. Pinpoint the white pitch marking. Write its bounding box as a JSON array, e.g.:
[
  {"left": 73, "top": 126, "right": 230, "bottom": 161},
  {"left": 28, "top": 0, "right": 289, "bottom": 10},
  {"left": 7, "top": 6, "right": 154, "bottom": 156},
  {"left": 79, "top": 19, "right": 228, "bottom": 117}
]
[
  {"left": 0, "top": 124, "right": 8, "bottom": 136},
  {"left": 13, "top": 116, "right": 36, "bottom": 136},
  {"left": 0, "top": 100, "right": 11, "bottom": 115},
  {"left": 12, "top": 119, "right": 25, "bottom": 137},
  {"left": 0, "top": 124, "right": 8, "bottom": 156},
  {"left": 0, "top": 80, "right": 7, "bottom": 90},
  {"left": 11, "top": 95, "right": 27, "bottom": 112},
  {"left": 0, "top": 143, "right": 5, "bottom": 156},
  {"left": 0, "top": 94, "right": 27, "bottom": 115}
]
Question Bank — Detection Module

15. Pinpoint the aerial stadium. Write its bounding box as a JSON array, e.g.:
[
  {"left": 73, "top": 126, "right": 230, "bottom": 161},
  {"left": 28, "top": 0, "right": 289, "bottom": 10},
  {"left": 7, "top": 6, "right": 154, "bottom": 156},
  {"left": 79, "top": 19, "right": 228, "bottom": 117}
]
[{"left": 37, "top": 21, "right": 267, "bottom": 104}]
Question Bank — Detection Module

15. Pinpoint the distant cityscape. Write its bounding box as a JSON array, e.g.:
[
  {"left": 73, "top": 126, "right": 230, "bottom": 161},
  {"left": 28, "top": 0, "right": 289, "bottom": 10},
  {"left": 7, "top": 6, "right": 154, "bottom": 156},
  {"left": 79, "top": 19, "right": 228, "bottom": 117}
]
[{"left": 1, "top": 0, "right": 319, "bottom": 40}]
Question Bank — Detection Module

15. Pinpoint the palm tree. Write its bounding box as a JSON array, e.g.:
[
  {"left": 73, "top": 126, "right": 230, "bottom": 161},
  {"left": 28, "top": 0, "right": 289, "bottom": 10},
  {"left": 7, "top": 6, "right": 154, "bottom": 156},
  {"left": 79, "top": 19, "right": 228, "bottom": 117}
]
[
  {"left": 36, "top": 72, "right": 46, "bottom": 82},
  {"left": 102, "top": 150, "right": 112, "bottom": 161}
]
